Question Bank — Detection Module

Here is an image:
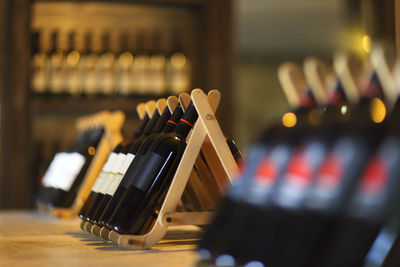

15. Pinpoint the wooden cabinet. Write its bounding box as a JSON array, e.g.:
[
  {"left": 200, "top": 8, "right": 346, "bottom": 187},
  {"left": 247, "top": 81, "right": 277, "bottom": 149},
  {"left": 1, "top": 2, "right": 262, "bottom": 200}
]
[{"left": 0, "top": 0, "right": 233, "bottom": 209}]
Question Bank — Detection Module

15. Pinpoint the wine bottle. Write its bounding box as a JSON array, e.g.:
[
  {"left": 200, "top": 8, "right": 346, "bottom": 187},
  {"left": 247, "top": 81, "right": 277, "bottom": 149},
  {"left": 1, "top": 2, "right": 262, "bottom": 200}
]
[
  {"left": 79, "top": 111, "right": 151, "bottom": 220},
  {"left": 78, "top": 144, "right": 123, "bottom": 219},
  {"left": 39, "top": 127, "right": 104, "bottom": 208},
  {"left": 31, "top": 31, "right": 50, "bottom": 96},
  {"left": 64, "top": 31, "right": 82, "bottom": 97},
  {"left": 83, "top": 141, "right": 132, "bottom": 221},
  {"left": 89, "top": 105, "right": 174, "bottom": 224},
  {"left": 166, "top": 32, "right": 191, "bottom": 94},
  {"left": 133, "top": 113, "right": 150, "bottom": 139},
  {"left": 115, "top": 32, "right": 133, "bottom": 97},
  {"left": 97, "top": 32, "right": 115, "bottom": 97},
  {"left": 107, "top": 102, "right": 198, "bottom": 235},
  {"left": 39, "top": 129, "right": 89, "bottom": 205},
  {"left": 82, "top": 108, "right": 160, "bottom": 222},
  {"left": 49, "top": 31, "right": 64, "bottom": 96},
  {"left": 148, "top": 32, "right": 167, "bottom": 96},
  {"left": 309, "top": 75, "right": 395, "bottom": 267},
  {"left": 312, "top": 130, "right": 400, "bottom": 267},
  {"left": 82, "top": 32, "right": 99, "bottom": 97},
  {"left": 198, "top": 86, "right": 320, "bottom": 264},
  {"left": 131, "top": 31, "right": 150, "bottom": 95},
  {"left": 98, "top": 104, "right": 183, "bottom": 228}
]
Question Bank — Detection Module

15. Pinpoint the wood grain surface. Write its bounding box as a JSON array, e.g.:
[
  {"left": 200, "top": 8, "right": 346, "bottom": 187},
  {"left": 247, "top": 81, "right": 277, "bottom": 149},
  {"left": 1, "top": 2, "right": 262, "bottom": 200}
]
[{"left": 0, "top": 211, "right": 200, "bottom": 267}]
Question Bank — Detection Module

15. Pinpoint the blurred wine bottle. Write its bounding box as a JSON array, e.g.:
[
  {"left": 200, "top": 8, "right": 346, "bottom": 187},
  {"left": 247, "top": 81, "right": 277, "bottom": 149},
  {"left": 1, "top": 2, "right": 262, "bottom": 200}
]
[
  {"left": 167, "top": 32, "right": 191, "bottom": 94},
  {"left": 64, "top": 31, "right": 82, "bottom": 97},
  {"left": 148, "top": 31, "right": 167, "bottom": 96},
  {"left": 131, "top": 31, "right": 150, "bottom": 95},
  {"left": 31, "top": 30, "right": 50, "bottom": 96},
  {"left": 49, "top": 31, "right": 65, "bottom": 96},
  {"left": 98, "top": 31, "right": 115, "bottom": 97},
  {"left": 82, "top": 32, "right": 99, "bottom": 97},
  {"left": 116, "top": 31, "right": 133, "bottom": 97}
]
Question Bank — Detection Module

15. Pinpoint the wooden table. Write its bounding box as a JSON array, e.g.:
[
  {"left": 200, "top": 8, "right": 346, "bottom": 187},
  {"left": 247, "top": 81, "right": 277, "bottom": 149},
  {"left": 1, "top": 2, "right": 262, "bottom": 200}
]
[{"left": 0, "top": 211, "right": 200, "bottom": 267}]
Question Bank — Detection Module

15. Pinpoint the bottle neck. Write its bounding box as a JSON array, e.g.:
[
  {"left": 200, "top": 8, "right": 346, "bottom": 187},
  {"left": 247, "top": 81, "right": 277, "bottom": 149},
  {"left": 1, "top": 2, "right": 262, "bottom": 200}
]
[
  {"left": 133, "top": 114, "right": 150, "bottom": 139},
  {"left": 327, "top": 80, "right": 347, "bottom": 106},
  {"left": 360, "top": 71, "right": 385, "bottom": 101},
  {"left": 164, "top": 104, "right": 184, "bottom": 133},
  {"left": 151, "top": 107, "right": 171, "bottom": 134},
  {"left": 112, "top": 144, "right": 123, "bottom": 154},
  {"left": 142, "top": 111, "right": 160, "bottom": 136},
  {"left": 174, "top": 102, "right": 198, "bottom": 138}
]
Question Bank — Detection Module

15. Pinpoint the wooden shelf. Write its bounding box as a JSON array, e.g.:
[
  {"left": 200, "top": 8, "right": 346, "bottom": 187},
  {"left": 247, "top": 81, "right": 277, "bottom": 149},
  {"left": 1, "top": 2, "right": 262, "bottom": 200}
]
[
  {"left": 33, "top": 0, "right": 205, "bottom": 8},
  {"left": 31, "top": 95, "right": 169, "bottom": 116}
]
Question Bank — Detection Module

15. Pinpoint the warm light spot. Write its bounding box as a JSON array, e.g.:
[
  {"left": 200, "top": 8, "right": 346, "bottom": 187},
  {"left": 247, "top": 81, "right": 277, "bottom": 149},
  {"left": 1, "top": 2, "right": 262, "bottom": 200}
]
[
  {"left": 340, "top": 105, "right": 348, "bottom": 115},
  {"left": 170, "top": 52, "right": 186, "bottom": 68},
  {"left": 88, "top": 146, "right": 96, "bottom": 155},
  {"left": 370, "top": 97, "right": 386, "bottom": 123},
  {"left": 362, "top": 35, "right": 371, "bottom": 53},
  {"left": 282, "top": 112, "right": 297, "bottom": 128},
  {"left": 119, "top": 52, "right": 133, "bottom": 66},
  {"left": 67, "top": 50, "right": 80, "bottom": 65}
]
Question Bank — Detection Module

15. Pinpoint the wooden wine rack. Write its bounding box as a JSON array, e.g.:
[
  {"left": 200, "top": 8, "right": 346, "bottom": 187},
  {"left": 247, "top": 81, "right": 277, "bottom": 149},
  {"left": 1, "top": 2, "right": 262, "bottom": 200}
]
[
  {"left": 37, "top": 110, "right": 126, "bottom": 219},
  {"left": 83, "top": 89, "right": 239, "bottom": 249}
]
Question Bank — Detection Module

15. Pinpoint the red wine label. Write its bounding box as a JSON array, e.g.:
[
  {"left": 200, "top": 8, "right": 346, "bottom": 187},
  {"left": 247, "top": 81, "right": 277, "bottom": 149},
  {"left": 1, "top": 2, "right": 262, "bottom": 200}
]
[
  {"left": 228, "top": 145, "right": 267, "bottom": 201},
  {"left": 274, "top": 141, "right": 326, "bottom": 209},
  {"left": 245, "top": 144, "right": 291, "bottom": 205},
  {"left": 359, "top": 156, "right": 387, "bottom": 196},
  {"left": 350, "top": 137, "right": 400, "bottom": 218},
  {"left": 254, "top": 158, "right": 278, "bottom": 186},
  {"left": 299, "top": 89, "right": 316, "bottom": 108},
  {"left": 306, "top": 136, "right": 357, "bottom": 211},
  {"left": 317, "top": 154, "right": 343, "bottom": 189}
]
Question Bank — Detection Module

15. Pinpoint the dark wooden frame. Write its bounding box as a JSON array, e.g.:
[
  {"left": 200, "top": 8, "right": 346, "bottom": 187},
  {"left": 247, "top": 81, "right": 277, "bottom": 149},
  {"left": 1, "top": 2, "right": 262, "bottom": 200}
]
[{"left": 0, "top": 0, "right": 31, "bottom": 208}]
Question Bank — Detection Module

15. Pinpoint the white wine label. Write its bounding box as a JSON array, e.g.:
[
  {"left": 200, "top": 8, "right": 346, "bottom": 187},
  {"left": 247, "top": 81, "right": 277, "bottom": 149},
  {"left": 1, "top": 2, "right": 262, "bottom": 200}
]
[
  {"left": 91, "top": 171, "right": 107, "bottom": 193},
  {"left": 104, "top": 153, "right": 118, "bottom": 173},
  {"left": 110, "top": 153, "right": 126, "bottom": 174},
  {"left": 95, "top": 152, "right": 119, "bottom": 194},
  {"left": 106, "top": 172, "right": 124, "bottom": 196},
  {"left": 120, "top": 154, "right": 134, "bottom": 174},
  {"left": 100, "top": 153, "right": 126, "bottom": 195},
  {"left": 42, "top": 152, "right": 65, "bottom": 188},
  {"left": 97, "top": 172, "right": 114, "bottom": 194},
  {"left": 56, "top": 152, "right": 86, "bottom": 191},
  {"left": 91, "top": 152, "right": 117, "bottom": 193},
  {"left": 49, "top": 152, "right": 73, "bottom": 188},
  {"left": 105, "top": 153, "right": 135, "bottom": 196}
]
